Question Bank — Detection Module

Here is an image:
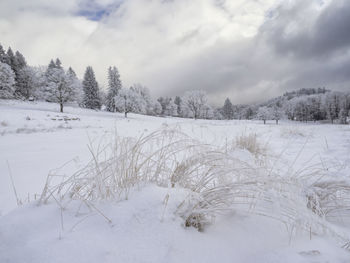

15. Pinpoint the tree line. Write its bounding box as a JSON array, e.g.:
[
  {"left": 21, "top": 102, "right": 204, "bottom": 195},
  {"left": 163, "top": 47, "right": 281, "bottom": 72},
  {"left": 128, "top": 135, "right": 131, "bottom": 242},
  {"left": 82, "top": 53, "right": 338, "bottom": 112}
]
[
  {"left": 220, "top": 88, "right": 350, "bottom": 124},
  {"left": 0, "top": 43, "right": 349, "bottom": 123}
]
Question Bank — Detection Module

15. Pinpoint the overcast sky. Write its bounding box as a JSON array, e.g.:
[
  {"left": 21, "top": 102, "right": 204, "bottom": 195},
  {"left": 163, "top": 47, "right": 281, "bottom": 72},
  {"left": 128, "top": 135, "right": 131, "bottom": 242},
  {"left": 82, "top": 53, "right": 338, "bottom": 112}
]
[{"left": 0, "top": 0, "right": 349, "bottom": 105}]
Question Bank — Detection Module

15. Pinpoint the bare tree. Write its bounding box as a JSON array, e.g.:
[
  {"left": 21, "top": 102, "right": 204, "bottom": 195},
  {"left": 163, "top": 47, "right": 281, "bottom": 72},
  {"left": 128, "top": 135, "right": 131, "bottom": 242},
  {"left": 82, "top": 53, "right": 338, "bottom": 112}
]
[{"left": 183, "top": 90, "right": 208, "bottom": 120}]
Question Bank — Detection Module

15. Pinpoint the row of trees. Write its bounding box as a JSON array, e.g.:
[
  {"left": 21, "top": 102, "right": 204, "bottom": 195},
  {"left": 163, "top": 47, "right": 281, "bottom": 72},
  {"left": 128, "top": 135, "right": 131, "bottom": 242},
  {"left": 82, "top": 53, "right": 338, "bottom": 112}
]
[
  {"left": 1, "top": 43, "right": 349, "bottom": 122},
  {"left": 0, "top": 43, "right": 104, "bottom": 112},
  {"left": 219, "top": 88, "right": 350, "bottom": 124},
  {"left": 0, "top": 43, "right": 215, "bottom": 118}
]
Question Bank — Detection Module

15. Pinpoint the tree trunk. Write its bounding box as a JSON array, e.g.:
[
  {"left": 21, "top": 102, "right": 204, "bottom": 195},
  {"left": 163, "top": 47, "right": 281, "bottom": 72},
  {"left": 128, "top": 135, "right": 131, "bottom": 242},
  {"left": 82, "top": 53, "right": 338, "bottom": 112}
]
[
  {"left": 125, "top": 111, "right": 127, "bottom": 118},
  {"left": 60, "top": 103, "right": 63, "bottom": 113},
  {"left": 276, "top": 119, "right": 278, "bottom": 125},
  {"left": 263, "top": 119, "right": 266, "bottom": 124}
]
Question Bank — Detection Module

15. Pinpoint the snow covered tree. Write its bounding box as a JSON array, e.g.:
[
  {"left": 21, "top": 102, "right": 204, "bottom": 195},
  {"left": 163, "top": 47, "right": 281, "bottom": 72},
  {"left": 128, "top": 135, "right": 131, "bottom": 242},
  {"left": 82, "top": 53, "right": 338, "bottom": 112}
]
[
  {"left": 15, "top": 66, "right": 37, "bottom": 99},
  {"left": 55, "top": 58, "right": 62, "bottom": 69},
  {"left": 15, "top": 51, "right": 26, "bottom": 69},
  {"left": 115, "top": 88, "right": 145, "bottom": 118},
  {"left": 339, "top": 96, "right": 349, "bottom": 124},
  {"left": 152, "top": 100, "right": 162, "bottom": 115},
  {"left": 5, "top": 47, "right": 15, "bottom": 68},
  {"left": 131, "top": 84, "right": 153, "bottom": 114},
  {"left": 0, "top": 44, "right": 7, "bottom": 64},
  {"left": 66, "top": 67, "right": 83, "bottom": 104},
  {"left": 307, "top": 95, "right": 324, "bottom": 121},
  {"left": 158, "top": 97, "right": 177, "bottom": 116},
  {"left": 0, "top": 62, "right": 15, "bottom": 99},
  {"left": 324, "top": 93, "right": 340, "bottom": 124},
  {"left": 222, "top": 98, "right": 234, "bottom": 120},
  {"left": 12, "top": 51, "right": 29, "bottom": 98},
  {"left": 339, "top": 108, "right": 348, "bottom": 124},
  {"left": 174, "top": 96, "right": 182, "bottom": 116},
  {"left": 183, "top": 90, "right": 208, "bottom": 119},
  {"left": 203, "top": 104, "right": 214, "bottom": 119},
  {"left": 257, "top": 106, "right": 272, "bottom": 124},
  {"left": 42, "top": 59, "right": 80, "bottom": 112},
  {"left": 272, "top": 105, "right": 283, "bottom": 124},
  {"left": 106, "top": 66, "right": 122, "bottom": 112},
  {"left": 82, "top": 66, "right": 101, "bottom": 110},
  {"left": 213, "top": 108, "right": 224, "bottom": 120}
]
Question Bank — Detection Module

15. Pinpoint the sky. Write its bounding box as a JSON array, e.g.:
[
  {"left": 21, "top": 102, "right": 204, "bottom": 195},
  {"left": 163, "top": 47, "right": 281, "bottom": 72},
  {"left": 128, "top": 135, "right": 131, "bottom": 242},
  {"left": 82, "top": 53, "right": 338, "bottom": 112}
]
[{"left": 0, "top": 0, "right": 349, "bottom": 105}]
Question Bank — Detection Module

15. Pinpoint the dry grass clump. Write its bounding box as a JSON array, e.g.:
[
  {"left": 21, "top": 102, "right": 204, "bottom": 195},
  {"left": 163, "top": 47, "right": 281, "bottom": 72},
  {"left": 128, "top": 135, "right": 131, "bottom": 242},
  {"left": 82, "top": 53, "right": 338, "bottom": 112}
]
[
  {"left": 39, "top": 129, "right": 199, "bottom": 205},
  {"left": 235, "top": 133, "right": 267, "bottom": 157},
  {"left": 39, "top": 127, "right": 350, "bottom": 249}
]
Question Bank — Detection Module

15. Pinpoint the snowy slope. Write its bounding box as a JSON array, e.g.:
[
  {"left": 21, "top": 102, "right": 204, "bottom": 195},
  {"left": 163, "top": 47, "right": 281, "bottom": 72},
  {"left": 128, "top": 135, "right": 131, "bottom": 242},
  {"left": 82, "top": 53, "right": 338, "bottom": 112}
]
[{"left": 1, "top": 100, "right": 350, "bottom": 262}]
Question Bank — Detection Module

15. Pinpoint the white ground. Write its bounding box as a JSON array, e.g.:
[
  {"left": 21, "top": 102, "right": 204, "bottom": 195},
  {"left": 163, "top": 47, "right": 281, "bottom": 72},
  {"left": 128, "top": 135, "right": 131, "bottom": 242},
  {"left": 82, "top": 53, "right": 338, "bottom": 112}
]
[{"left": 1, "top": 100, "right": 350, "bottom": 262}]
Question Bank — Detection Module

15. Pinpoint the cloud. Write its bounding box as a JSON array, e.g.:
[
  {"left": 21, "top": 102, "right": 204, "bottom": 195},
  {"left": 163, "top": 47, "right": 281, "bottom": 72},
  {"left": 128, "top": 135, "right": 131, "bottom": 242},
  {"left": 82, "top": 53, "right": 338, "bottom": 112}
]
[{"left": 0, "top": 0, "right": 349, "bottom": 106}]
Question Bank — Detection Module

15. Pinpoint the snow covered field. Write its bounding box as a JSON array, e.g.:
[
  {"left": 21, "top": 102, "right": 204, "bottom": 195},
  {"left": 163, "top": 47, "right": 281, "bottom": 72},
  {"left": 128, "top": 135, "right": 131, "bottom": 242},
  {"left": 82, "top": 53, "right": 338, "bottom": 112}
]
[{"left": 1, "top": 100, "right": 350, "bottom": 263}]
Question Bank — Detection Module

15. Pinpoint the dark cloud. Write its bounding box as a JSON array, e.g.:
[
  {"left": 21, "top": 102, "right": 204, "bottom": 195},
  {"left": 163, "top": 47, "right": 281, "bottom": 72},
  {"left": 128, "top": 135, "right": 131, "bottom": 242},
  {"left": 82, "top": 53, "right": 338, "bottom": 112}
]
[
  {"left": 259, "top": 0, "right": 350, "bottom": 59},
  {"left": 158, "top": 0, "right": 350, "bottom": 105}
]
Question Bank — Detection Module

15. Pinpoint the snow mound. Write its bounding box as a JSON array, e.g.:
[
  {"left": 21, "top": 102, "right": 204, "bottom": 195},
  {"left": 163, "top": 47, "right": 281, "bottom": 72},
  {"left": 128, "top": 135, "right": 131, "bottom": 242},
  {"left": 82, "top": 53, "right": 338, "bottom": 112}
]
[{"left": 2, "top": 184, "right": 350, "bottom": 263}]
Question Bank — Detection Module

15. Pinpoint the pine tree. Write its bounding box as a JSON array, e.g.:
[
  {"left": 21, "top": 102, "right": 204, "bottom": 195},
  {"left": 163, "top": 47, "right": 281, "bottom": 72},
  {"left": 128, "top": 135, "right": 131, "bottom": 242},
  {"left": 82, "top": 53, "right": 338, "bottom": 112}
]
[
  {"left": 0, "top": 62, "right": 16, "bottom": 99},
  {"left": 66, "top": 67, "right": 83, "bottom": 104},
  {"left": 174, "top": 96, "right": 182, "bottom": 116},
  {"left": 55, "top": 58, "right": 62, "bottom": 69},
  {"left": 0, "top": 44, "right": 7, "bottom": 64},
  {"left": 48, "top": 59, "right": 56, "bottom": 70},
  {"left": 15, "top": 51, "right": 26, "bottom": 69},
  {"left": 222, "top": 98, "right": 234, "bottom": 119},
  {"left": 13, "top": 51, "right": 30, "bottom": 98},
  {"left": 106, "top": 66, "right": 122, "bottom": 112},
  {"left": 5, "top": 47, "right": 15, "bottom": 67},
  {"left": 82, "top": 66, "right": 101, "bottom": 109},
  {"left": 16, "top": 66, "right": 36, "bottom": 99}
]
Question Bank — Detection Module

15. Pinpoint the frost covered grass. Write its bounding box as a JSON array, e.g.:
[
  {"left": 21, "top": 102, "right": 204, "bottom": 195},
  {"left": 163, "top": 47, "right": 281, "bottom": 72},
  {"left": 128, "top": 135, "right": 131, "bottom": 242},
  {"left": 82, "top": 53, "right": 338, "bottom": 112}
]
[
  {"left": 39, "top": 127, "right": 350, "bottom": 249},
  {"left": 234, "top": 132, "right": 267, "bottom": 157}
]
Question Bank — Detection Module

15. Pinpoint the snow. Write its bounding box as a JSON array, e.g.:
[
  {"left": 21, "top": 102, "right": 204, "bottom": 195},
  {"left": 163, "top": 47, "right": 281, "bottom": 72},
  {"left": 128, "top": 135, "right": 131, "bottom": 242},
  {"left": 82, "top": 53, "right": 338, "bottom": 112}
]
[{"left": 1, "top": 100, "right": 350, "bottom": 262}]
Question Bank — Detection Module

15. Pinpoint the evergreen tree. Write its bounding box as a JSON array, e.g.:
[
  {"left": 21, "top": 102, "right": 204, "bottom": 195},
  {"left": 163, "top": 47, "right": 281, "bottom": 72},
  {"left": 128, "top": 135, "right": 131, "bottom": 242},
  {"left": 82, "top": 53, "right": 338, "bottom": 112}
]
[
  {"left": 174, "top": 96, "right": 182, "bottom": 116},
  {"left": 13, "top": 51, "right": 30, "bottom": 98},
  {"left": 82, "top": 66, "right": 101, "bottom": 109},
  {"left": 222, "top": 98, "right": 234, "bottom": 119},
  {"left": 15, "top": 51, "right": 27, "bottom": 69},
  {"left": 16, "top": 66, "right": 36, "bottom": 99},
  {"left": 0, "top": 44, "right": 7, "bottom": 64},
  {"left": 0, "top": 62, "right": 16, "bottom": 99},
  {"left": 153, "top": 100, "right": 162, "bottom": 115},
  {"left": 55, "top": 58, "right": 62, "bottom": 69},
  {"left": 48, "top": 59, "right": 56, "bottom": 70},
  {"left": 66, "top": 67, "right": 83, "bottom": 104},
  {"left": 5, "top": 47, "right": 15, "bottom": 67},
  {"left": 106, "top": 66, "right": 122, "bottom": 112}
]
